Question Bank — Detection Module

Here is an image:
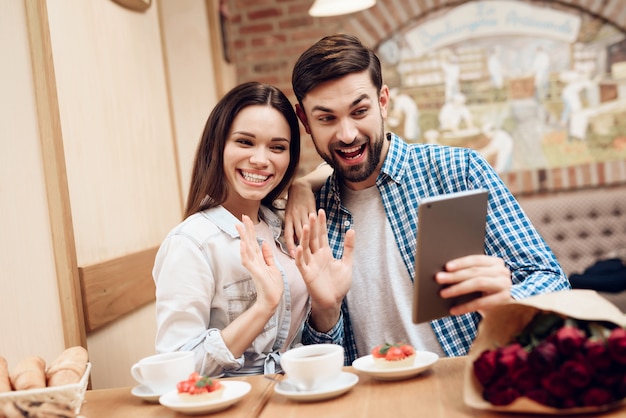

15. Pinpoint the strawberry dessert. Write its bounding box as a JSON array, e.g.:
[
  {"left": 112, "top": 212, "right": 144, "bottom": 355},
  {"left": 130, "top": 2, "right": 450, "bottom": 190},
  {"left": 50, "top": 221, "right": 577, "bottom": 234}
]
[
  {"left": 176, "top": 372, "right": 224, "bottom": 402},
  {"left": 371, "top": 342, "right": 416, "bottom": 369}
]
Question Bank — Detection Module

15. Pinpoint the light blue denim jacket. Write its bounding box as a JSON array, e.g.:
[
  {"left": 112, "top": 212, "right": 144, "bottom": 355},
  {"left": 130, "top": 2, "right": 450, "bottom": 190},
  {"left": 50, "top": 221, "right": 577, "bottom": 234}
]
[{"left": 153, "top": 205, "right": 307, "bottom": 377}]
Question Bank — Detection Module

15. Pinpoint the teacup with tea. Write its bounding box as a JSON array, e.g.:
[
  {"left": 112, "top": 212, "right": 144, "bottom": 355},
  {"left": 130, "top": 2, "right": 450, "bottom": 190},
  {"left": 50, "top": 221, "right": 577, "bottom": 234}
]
[
  {"left": 130, "top": 351, "right": 195, "bottom": 395},
  {"left": 280, "top": 344, "right": 344, "bottom": 391}
]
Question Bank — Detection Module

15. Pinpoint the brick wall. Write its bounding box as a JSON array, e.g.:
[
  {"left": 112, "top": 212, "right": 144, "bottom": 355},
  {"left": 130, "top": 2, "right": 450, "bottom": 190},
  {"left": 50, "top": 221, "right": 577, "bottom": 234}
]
[{"left": 222, "top": 0, "right": 626, "bottom": 194}]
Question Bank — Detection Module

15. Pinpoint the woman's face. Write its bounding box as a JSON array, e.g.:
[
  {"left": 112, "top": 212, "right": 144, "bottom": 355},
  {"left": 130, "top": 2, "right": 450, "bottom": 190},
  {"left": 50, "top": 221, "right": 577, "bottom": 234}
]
[{"left": 223, "top": 105, "right": 292, "bottom": 205}]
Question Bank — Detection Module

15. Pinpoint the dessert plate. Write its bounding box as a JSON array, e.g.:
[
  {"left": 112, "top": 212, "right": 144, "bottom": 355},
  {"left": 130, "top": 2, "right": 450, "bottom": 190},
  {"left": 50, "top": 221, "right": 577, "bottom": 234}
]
[
  {"left": 131, "top": 385, "right": 162, "bottom": 403},
  {"left": 274, "top": 371, "right": 358, "bottom": 402},
  {"left": 159, "top": 380, "right": 251, "bottom": 415},
  {"left": 352, "top": 351, "right": 439, "bottom": 381}
]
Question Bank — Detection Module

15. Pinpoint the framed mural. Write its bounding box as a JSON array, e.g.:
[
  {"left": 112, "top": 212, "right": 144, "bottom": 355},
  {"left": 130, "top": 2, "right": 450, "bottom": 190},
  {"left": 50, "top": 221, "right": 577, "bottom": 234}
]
[{"left": 377, "top": 0, "right": 626, "bottom": 174}]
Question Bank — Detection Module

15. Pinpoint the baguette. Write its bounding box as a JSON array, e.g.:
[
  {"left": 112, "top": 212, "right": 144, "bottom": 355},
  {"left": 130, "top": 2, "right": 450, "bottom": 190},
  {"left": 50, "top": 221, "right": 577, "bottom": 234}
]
[
  {"left": 0, "top": 356, "right": 11, "bottom": 392},
  {"left": 45, "top": 346, "right": 88, "bottom": 387},
  {"left": 9, "top": 356, "right": 46, "bottom": 390}
]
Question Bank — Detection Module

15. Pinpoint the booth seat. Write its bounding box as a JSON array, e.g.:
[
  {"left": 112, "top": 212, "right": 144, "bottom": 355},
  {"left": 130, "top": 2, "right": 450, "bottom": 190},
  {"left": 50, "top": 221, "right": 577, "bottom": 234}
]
[{"left": 516, "top": 185, "right": 626, "bottom": 312}]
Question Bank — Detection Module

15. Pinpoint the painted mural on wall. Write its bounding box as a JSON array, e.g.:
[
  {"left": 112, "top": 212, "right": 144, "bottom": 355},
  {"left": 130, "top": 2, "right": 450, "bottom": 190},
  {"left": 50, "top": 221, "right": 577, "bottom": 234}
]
[{"left": 377, "top": 0, "right": 626, "bottom": 174}]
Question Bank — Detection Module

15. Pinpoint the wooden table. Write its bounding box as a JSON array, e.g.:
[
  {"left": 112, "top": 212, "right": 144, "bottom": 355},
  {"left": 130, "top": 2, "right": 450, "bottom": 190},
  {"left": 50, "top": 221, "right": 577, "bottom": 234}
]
[
  {"left": 80, "top": 372, "right": 271, "bottom": 417},
  {"left": 80, "top": 357, "right": 626, "bottom": 417}
]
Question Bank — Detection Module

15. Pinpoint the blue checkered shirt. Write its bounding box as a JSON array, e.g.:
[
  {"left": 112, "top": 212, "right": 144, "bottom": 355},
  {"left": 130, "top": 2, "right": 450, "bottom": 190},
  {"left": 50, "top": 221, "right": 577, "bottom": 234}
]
[{"left": 302, "top": 133, "right": 570, "bottom": 365}]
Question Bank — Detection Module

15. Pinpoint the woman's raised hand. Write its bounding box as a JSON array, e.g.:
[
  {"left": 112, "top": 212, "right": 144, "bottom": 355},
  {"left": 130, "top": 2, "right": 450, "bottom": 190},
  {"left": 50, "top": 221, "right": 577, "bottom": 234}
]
[
  {"left": 236, "top": 215, "right": 284, "bottom": 314},
  {"left": 295, "top": 209, "right": 355, "bottom": 331}
]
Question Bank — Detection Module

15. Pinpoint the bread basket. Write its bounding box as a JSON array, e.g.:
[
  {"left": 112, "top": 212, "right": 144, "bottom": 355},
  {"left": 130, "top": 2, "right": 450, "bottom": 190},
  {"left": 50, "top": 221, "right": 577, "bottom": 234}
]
[{"left": 0, "top": 362, "right": 91, "bottom": 417}]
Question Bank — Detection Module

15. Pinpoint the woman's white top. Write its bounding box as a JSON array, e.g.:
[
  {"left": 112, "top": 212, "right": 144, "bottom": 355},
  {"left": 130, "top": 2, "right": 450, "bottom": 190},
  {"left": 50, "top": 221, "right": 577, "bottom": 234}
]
[{"left": 153, "top": 205, "right": 308, "bottom": 377}]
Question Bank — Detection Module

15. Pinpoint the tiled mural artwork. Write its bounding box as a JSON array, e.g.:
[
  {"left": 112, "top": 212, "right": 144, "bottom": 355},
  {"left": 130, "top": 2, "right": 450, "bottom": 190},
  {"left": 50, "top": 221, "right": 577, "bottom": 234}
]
[{"left": 378, "top": 1, "right": 626, "bottom": 174}]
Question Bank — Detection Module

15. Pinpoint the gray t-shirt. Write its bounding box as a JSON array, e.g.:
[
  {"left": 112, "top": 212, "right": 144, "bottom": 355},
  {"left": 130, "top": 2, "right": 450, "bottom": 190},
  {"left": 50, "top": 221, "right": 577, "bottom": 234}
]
[{"left": 341, "top": 184, "right": 445, "bottom": 358}]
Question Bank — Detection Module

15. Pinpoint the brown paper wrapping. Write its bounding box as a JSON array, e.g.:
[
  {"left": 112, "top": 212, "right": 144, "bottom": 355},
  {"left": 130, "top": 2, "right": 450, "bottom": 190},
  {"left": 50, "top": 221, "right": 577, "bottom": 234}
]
[{"left": 463, "top": 289, "right": 626, "bottom": 415}]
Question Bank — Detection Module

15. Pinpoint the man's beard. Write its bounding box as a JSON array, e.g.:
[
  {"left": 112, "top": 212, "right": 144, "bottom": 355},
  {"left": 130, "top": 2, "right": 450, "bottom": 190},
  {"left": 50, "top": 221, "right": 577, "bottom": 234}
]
[{"left": 312, "top": 124, "right": 386, "bottom": 183}]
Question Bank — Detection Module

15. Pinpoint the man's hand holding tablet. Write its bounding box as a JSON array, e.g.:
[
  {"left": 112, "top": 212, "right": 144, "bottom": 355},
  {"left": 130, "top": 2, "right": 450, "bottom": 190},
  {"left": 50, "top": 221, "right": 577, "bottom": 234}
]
[{"left": 412, "top": 189, "right": 512, "bottom": 323}]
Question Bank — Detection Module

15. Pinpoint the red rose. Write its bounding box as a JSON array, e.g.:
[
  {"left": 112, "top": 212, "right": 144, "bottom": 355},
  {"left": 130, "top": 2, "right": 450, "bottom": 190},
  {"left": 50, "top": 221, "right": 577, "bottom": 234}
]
[
  {"left": 496, "top": 343, "right": 527, "bottom": 375},
  {"left": 607, "top": 327, "right": 626, "bottom": 365},
  {"left": 473, "top": 349, "right": 498, "bottom": 386},
  {"left": 474, "top": 350, "right": 498, "bottom": 386},
  {"left": 528, "top": 340, "right": 559, "bottom": 372},
  {"left": 510, "top": 365, "right": 538, "bottom": 392},
  {"left": 560, "top": 359, "right": 592, "bottom": 388},
  {"left": 582, "top": 387, "right": 614, "bottom": 407},
  {"left": 540, "top": 371, "right": 574, "bottom": 399},
  {"left": 560, "top": 398, "right": 578, "bottom": 408},
  {"left": 483, "top": 382, "right": 520, "bottom": 406},
  {"left": 553, "top": 324, "right": 586, "bottom": 356},
  {"left": 524, "top": 388, "right": 554, "bottom": 407},
  {"left": 594, "top": 368, "right": 624, "bottom": 388},
  {"left": 617, "top": 374, "right": 626, "bottom": 398},
  {"left": 584, "top": 338, "right": 612, "bottom": 370}
]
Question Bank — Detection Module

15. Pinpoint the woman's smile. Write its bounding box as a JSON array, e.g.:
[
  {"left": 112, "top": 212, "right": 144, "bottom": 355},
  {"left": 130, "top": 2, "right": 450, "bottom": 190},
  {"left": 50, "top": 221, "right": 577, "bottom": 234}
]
[{"left": 239, "top": 169, "right": 272, "bottom": 184}]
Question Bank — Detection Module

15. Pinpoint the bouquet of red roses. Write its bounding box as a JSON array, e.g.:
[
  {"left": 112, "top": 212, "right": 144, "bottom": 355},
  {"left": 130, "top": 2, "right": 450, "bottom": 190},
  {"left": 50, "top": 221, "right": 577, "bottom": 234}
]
[
  {"left": 473, "top": 313, "right": 626, "bottom": 408},
  {"left": 464, "top": 290, "right": 626, "bottom": 414}
]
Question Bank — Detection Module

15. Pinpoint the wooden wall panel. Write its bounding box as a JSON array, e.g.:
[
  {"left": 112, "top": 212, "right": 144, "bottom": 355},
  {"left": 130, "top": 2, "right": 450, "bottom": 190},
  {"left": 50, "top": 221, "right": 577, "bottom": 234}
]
[
  {"left": 25, "top": 0, "right": 86, "bottom": 350},
  {"left": 46, "top": 0, "right": 182, "bottom": 265},
  {"left": 0, "top": 0, "right": 67, "bottom": 367},
  {"left": 79, "top": 247, "right": 158, "bottom": 333},
  {"left": 158, "top": 0, "right": 221, "bottom": 206},
  {"left": 44, "top": 0, "right": 183, "bottom": 389},
  {"left": 1, "top": 0, "right": 232, "bottom": 389}
]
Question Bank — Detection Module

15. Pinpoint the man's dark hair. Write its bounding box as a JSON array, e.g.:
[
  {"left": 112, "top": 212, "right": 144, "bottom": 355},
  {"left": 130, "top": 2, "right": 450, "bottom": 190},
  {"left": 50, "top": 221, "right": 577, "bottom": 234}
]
[{"left": 292, "top": 34, "right": 383, "bottom": 106}]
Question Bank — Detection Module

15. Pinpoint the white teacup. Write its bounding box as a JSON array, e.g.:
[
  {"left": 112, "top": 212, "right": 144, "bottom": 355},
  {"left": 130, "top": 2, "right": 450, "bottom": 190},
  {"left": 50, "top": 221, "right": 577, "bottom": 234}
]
[
  {"left": 130, "top": 351, "right": 195, "bottom": 395},
  {"left": 280, "top": 344, "right": 344, "bottom": 391}
]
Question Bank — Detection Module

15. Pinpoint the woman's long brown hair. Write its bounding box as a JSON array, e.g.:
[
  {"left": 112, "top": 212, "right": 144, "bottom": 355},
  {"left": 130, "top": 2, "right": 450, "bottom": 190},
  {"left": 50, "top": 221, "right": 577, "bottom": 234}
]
[{"left": 184, "top": 82, "right": 300, "bottom": 219}]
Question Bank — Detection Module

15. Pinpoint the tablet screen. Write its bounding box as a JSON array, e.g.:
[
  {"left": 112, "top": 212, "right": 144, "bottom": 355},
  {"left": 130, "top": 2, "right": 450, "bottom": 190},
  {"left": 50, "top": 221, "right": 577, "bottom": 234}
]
[{"left": 412, "top": 189, "right": 488, "bottom": 323}]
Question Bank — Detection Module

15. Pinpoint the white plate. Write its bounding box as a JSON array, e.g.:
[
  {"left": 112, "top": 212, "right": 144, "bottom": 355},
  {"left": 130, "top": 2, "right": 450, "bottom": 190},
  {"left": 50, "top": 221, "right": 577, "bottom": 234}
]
[
  {"left": 274, "top": 371, "right": 358, "bottom": 402},
  {"left": 159, "top": 380, "right": 251, "bottom": 415},
  {"left": 352, "top": 351, "right": 439, "bottom": 380},
  {"left": 131, "top": 385, "right": 163, "bottom": 403}
]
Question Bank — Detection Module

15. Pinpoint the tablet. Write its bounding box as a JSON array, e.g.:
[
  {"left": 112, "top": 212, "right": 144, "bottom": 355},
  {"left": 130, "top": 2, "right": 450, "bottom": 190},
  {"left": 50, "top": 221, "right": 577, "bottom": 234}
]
[{"left": 412, "top": 189, "right": 489, "bottom": 324}]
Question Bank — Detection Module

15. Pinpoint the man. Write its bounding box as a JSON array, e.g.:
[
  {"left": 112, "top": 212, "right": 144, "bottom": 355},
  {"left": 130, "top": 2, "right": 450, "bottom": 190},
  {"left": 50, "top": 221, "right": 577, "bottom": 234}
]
[
  {"left": 286, "top": 34, "right": 570, "bottom": 364},
  {"left": 532, "top": 45, "right": 550, "bottom": 102},
  {"left": 438, "top": 93, "right": 474, "bottom": 133}
]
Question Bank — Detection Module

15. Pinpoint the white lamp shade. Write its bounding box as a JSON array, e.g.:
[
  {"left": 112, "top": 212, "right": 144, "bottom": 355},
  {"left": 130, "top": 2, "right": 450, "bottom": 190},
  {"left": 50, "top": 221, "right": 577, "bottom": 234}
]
[{"left": 308, "top": 0, "right": 376, "bottom": 17}]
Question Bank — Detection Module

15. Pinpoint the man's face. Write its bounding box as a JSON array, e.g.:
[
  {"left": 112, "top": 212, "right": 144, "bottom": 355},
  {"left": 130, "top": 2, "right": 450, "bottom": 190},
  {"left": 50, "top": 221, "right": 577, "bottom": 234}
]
[{"left": 298, "top": 71, "right": 390, "bottom": 190}]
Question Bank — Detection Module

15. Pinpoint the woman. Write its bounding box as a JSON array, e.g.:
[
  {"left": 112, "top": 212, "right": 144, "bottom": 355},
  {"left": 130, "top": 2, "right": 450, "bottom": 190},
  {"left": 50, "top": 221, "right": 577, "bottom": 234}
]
[{"left": 153, "top": 82, "right": 308, "bottom": 377}]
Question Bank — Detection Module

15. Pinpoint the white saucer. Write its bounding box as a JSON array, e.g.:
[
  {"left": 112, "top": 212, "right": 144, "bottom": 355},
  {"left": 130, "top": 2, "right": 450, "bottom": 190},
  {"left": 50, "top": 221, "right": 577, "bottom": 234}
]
[
  {"left": 274, "top": 371, "right": 358, "bottom": 402},
  {"left": 159, "top": 380, "right": 251, "bottom": 415},
  {"left": 131, "top": 385, "right": 163, "bottom": 403},
  {"left": 352, "top": 351, "right": 439, "bottom": 381}
]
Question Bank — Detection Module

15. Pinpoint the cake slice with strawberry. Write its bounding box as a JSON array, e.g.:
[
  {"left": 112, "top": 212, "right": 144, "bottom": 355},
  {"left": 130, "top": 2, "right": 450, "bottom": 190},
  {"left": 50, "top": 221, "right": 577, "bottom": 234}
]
[
  {"left": 176, "top": 372, "right": 224, "bottom": 402},
  {"left": 371, "top": 342, "right": 416, "bottom": 369}
]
